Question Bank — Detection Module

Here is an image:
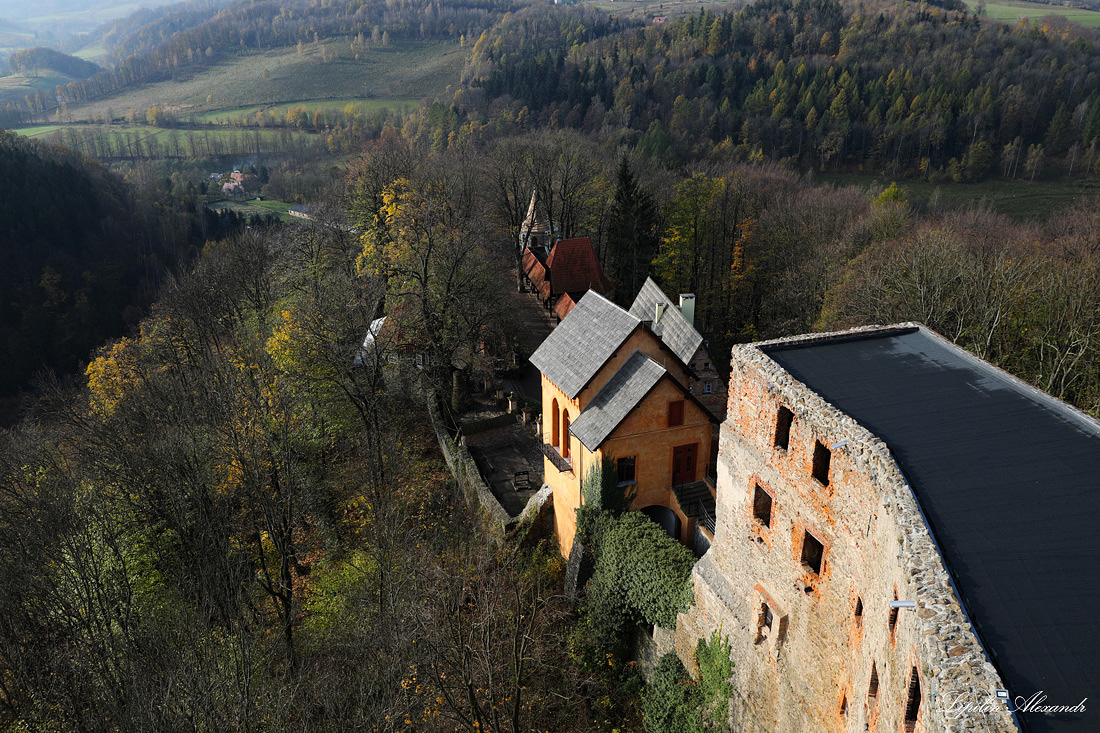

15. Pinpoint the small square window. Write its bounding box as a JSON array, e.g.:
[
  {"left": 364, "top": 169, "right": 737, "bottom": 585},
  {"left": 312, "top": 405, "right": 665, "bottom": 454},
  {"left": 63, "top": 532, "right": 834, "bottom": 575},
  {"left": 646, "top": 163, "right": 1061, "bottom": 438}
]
[
  {"left": 774, "top": 406, "right": 793, "bottom": 449},
  {"left": 617, "top": 456, "right": 636, "bottom": 484},
  {"left": 752, "top": 484, "right": 772, "bottom": 527},
  {"left": 668, "top": 399, "right": 685, "bottom": 427},
  {"left": 812, "top": 440, "right": 831, "bottom": 486},
  {"left": 801, "top": 531, "right": 824, "bottom": 575}
]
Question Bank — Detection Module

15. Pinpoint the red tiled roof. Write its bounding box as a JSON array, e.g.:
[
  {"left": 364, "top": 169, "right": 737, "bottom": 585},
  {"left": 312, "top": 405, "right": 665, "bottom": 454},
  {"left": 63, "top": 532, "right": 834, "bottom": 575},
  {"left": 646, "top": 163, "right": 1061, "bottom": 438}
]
[
  {"left": 553, "top": 292, "right": 580, "bottom": 321},
  {"left": 523, "top": 249, "right": 546, "bottom": 280},
  {"left": 545, "top": 237, "right": 614, "bottom": 297}
]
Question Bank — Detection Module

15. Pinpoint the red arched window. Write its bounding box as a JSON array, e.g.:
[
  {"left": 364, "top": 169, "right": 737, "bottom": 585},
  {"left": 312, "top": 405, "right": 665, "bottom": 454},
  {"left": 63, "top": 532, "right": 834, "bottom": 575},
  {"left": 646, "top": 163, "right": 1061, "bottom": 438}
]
[
  {"left": 551, "top": 399, "right": 559, "bottom": 447},
  {"left": 562, "top": 410, "right": 571, "bottom": 460}
]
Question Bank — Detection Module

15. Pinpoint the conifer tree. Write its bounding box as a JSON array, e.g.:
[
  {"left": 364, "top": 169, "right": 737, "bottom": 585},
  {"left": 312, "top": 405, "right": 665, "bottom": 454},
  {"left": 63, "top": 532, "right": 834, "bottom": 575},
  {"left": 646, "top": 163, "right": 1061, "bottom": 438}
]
[{"left": 605, "top": 155, "right": 658, "bottom": 303}]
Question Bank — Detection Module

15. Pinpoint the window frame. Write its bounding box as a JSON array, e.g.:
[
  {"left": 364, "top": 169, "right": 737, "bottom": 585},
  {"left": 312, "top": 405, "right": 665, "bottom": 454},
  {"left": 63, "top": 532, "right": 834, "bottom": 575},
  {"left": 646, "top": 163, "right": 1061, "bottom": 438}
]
[{"left": 616, "top": 456, "right": 637, "bottom": 485}]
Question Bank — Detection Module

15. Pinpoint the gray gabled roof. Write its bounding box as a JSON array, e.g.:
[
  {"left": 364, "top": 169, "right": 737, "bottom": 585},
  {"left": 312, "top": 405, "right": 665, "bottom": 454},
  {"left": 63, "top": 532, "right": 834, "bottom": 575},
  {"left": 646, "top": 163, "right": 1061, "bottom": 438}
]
[
  {"left": 629, "top": 277, "right": 703, "bottom": 366},
  {"left": 570, "top": 351, "right": 666, "bottom": 451},
  {"left": 529, "top": 291, "right": 641, "bottom": 399}
]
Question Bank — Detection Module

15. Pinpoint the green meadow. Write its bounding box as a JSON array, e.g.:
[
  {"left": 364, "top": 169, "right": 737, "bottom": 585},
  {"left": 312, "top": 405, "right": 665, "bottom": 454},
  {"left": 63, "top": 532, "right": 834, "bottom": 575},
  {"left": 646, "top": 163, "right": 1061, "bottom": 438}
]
[
  {"left": 967, "top": 0, "right": 1100, "bottom": 26},
  {"left": 58, "top": 41, "right": 463, "bottom": 125},
  {"left": 191, "top": 98, "right": 418, "bottom": 125}
]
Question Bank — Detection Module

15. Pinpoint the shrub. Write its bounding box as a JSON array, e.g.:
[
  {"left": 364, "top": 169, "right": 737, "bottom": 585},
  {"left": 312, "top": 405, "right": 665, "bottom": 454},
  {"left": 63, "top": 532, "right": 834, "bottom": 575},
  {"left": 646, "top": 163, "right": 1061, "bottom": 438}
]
[
  {"left": 585, "top": 512, "right": 695, "bottom": 644},
  {"left": 643, "top": 653, "right": 703, "bottom": 733}
]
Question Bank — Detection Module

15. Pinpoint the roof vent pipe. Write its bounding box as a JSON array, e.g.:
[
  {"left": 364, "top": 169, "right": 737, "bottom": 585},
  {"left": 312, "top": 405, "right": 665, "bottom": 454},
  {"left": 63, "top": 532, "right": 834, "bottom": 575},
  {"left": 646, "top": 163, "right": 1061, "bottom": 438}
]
[
  {"left": 679, "top": 293, "right": 696, "bottom": 326},
  {"left": 655, "top": 301, "right": 667, "bottom": 323}
]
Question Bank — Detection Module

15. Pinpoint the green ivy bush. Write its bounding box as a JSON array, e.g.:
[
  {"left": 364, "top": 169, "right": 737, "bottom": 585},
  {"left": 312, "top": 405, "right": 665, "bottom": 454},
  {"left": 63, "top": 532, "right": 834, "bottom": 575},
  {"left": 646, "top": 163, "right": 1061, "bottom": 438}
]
[
  {"left": 643, "top": 653, "right": 703, "bottom": 733},
  {"left": 643, "top": 631, "right": 734, "bottom": 733},
  {"left": 584, "top": 511, "right": 695, "bottom": 644}
]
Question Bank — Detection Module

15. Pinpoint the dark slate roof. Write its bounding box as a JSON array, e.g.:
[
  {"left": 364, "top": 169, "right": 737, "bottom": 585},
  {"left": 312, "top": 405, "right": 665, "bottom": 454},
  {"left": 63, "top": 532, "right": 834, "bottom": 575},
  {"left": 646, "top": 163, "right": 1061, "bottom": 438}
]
[
  {"left": 629, "top": 277, "right": 703, "bottom": 366},
  {"left": 546, "top": 237, "right": 613, "bottom": 296},
  {"left": 764, "top": 326, "right": 1100, "bottom": 733},
  {"left": 570, "top": 350, "right": 666, "bottom": 451},
  {"left": 529, "top": 291, "right": 640, "bottom": 399}
]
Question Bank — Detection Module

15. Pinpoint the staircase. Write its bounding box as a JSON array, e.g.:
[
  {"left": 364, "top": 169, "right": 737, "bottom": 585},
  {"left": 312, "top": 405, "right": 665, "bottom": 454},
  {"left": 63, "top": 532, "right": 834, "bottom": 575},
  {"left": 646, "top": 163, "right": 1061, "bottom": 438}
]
[{"left": 672, "top": 480, "right": 717, "bottom": 535}]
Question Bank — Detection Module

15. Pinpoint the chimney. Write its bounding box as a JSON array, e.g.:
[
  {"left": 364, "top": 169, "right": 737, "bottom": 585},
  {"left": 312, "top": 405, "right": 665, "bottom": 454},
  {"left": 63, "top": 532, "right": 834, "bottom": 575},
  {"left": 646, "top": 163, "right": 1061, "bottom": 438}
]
[
  {"left": 655, "top": 301, "right": 667, "bottom": 323},
  {"left": 679, "top": 293, "right": 696, "bottom": 326}
]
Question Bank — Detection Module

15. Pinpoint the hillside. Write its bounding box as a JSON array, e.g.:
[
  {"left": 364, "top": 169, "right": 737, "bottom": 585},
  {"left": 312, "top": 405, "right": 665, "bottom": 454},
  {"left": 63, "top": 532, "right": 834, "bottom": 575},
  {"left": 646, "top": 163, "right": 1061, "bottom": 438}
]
[
  {"left": 57, "top": 40, "right": 463, "bottom": 123},
  {"left": 458, "top": 0, "right": 1100, "bottom": 178},
  {"left": 0, "top": 128, "right": 205, "bottom": 398},
  {"left": 7, "top": 46, "right": 100, "bottom": 77}
]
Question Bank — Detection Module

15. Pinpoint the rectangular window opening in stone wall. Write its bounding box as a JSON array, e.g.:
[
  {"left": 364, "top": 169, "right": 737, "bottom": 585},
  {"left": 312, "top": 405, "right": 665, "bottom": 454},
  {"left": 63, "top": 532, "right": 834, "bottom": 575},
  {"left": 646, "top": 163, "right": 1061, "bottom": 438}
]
[
  {"left": 774, "top": 405, "right": 793, "bottom": 449},
  {"left": 889, "top": 588, "right": 899, "bottom": 641},
  {"left": 756, "top": 602, "right": 773, "bottom": 643},
  {"left": 868, "top": 661, "right": 880, "bottom": 704},
  {"left": 668, "top": 399, "right": 684, "bottom": 427},
  {"left": 617, "top": 456, "right": 636, "bottom": 485},
  {"left": 904, "top": 667, "right": 921, "bottom": 731},
  {"left": 840, "top": 695, "right": 848, "bottom": 720},
  {"left": 812, "top": 440, "right": 831, "bottom": 486},
  {"left": 800, "top": 530, "right": 825, "bottom": 574},
  {"left": 703, "top": 380, "right": 712, "bottom": 394},
  {"left": 855, "top": 596, "right": 864, "bottom": 628},
  {"left": 753, "top": 484, "right": 773, "bottom": 527}
]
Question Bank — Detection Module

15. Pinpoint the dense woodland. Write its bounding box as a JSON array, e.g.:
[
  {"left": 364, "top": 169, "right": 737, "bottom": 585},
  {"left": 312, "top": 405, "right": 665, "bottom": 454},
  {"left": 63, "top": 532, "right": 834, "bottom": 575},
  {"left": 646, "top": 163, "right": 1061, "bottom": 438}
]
[
  {"left": 6, "top": 0, "right": 1100, "bottom": 729},
  {"left": 462, "top": 0, "right": 1100, "bottom": 177},
  {"left": 0, "top": 129, "right": 239, "bottom": 404}
]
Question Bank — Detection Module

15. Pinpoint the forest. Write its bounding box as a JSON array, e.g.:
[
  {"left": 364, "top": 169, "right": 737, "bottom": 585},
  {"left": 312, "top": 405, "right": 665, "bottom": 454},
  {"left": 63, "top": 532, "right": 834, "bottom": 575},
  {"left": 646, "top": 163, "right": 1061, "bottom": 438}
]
[
  {"left": 5, "top": 0, "right": 1100, "bottom": 729},
  {"left": 0, "top": 129, "right": 242, "bottom": 407}
]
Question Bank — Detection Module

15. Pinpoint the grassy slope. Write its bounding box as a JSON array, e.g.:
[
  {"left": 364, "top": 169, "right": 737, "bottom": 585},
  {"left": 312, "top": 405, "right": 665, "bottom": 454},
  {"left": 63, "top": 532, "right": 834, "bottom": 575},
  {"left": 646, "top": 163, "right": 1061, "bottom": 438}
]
[
  {"left": 14, "top": 123, "right": 314, "bottom": 148},
  {"left": 585, "top": 0, "right": 730, "bottom": 20},
  {"left": 191, "top": 98, "right": 419, "bottom": 124},
  {"left": 0, "top": 69, "right": 80, "bottom": 103},
  {"left": 57, "top": 41, "right": 464, "bottom": 124},
  {"left": 965, "top": 0, "right": 1100, "bottom": 26}
]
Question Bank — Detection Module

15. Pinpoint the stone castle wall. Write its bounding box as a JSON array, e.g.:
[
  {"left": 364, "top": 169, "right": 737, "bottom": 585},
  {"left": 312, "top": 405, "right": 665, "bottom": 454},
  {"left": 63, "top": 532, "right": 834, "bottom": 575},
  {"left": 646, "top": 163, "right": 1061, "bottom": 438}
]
[{"left": 674, "top": 326, "right": 1018, "bottom": 733}]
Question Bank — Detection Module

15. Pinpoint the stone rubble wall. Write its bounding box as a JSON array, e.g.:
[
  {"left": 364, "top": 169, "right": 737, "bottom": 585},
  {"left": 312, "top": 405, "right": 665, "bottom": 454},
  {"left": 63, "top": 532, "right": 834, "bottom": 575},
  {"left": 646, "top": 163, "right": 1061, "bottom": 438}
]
[{"left": 674, "top": 324, "right": 1018, "bottom": 733}]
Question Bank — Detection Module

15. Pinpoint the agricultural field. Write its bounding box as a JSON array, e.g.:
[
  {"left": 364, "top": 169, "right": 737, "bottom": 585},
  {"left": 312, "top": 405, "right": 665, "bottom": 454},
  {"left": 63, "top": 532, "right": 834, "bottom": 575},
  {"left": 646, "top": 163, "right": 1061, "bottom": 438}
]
[
  {"left": 207, "top": 198, "right": 294, "bottom": 221},
  {"left": 0, "top": 71, "right": 79, "bottom": 104},
  {"left": 585, "top": 0, "right": 733, "bottom": 21},
  {"left": 56, "top": 41, "right": 464, "bottom": 126},
  {"left": 191, "top": 98, "right": 418, "bottom": 125},
  {"left": 967, "top": 0, "right": 1100, "bottom": 26},
  {"left": 821, "top": 173, "right": 1100, "bottom": 219},
  {"left": 12, "top": 123, "right": 317, "bottom": 159},
  {"left": 71, "top": 42, "right": 108, "bottom": 61}
]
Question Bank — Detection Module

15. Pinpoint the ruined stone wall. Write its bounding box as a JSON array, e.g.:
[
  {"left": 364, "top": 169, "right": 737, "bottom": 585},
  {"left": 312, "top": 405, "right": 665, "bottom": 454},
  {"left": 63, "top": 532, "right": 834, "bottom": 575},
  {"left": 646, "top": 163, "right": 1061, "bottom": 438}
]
[{"left": 674, "top": 326, "right": 1018, "bottom": 733}]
